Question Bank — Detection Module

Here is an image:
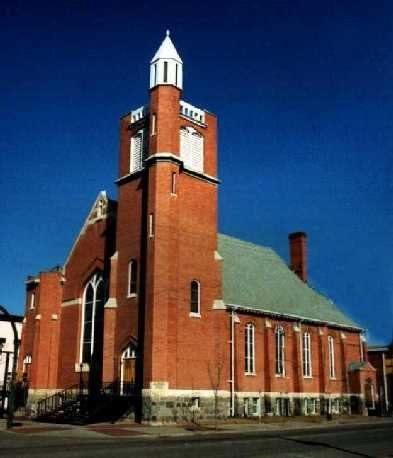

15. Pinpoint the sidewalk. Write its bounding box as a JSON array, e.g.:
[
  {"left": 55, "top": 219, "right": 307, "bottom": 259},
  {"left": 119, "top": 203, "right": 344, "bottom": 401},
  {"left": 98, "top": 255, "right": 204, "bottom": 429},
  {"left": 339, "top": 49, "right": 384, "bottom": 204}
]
[{"left": 0, "top": 415, "right": 392, "bottom": 440}]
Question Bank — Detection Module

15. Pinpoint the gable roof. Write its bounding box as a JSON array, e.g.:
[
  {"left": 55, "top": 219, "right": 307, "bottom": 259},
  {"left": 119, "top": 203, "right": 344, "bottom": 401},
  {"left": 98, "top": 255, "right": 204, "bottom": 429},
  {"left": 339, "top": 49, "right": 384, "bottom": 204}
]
[
  {"left": 64, "top": 191, "right": 116, "bottom": 269},
  {"left": 218, "top": 234, "right": 360, "bottom": 330}
]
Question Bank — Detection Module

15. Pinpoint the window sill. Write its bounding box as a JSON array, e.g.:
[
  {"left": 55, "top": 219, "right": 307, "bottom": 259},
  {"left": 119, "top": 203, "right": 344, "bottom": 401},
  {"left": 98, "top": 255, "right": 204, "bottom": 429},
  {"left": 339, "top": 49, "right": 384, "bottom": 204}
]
[
  {"left": 245, "top": 372, "right": 256, "bottom": 376},
  {"left": 189, "top": 312, "right": 201, "bottom": 319},
  {"left": 170, "top": 193, "right": 177, "bottom": 197},
  {"left": 127, "top": 293, "right": 137, "bottom": 299},
  {"left": 303, "top": 375, "right": 313, "bottom": 379},
  {"left": 275, "top": 374, "right": 285, "bottom": 378},
  {"left": 329, "top": 377, "right": 337, "bottom": 380}
]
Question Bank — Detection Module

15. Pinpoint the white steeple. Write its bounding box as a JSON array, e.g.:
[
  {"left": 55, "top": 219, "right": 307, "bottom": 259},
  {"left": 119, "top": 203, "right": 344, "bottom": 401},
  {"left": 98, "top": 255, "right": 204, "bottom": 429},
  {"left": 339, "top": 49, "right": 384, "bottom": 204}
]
[{"left": 150, "top": 31, "right": 183, "bottom": 90}]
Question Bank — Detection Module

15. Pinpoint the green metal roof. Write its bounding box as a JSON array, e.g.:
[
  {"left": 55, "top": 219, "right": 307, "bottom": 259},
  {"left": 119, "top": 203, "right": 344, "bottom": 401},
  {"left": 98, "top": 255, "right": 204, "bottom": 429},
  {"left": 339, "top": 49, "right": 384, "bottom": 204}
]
[{"left": 218, "top": 234, "right": 360, "bottom": 329}]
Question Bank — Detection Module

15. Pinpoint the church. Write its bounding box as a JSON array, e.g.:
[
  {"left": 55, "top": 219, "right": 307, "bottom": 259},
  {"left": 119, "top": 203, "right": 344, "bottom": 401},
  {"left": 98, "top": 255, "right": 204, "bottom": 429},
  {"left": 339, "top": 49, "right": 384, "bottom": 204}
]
[{"left": 18, "top": 33, "right": 377, "bottom": 422}]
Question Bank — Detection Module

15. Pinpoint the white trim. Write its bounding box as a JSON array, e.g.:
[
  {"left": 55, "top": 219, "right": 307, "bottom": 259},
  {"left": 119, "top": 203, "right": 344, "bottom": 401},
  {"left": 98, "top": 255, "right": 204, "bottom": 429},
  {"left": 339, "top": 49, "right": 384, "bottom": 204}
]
[
  {"left": 189, "top": 312, "right": 201, "bottom": 318},
  {"left": 79, "top": 273, "right": 103, "bottom": 364},
  {"left": 214, "top": 251, "right": 223, "bottom": 261},
  {"left": 75, "top": 363, "right": 90, "bottom": 373},
  {"left": 104, "top": 298, "right": 118, "bottom": 309},
  {"left": 142, "top": 386, "right": 361, "bottom": 399},
  {"left": 226, "top": 303, "right": 363, "bottom": 331},
  {"left": 61, "top": 298, "right": 82, "bottom": 307},
  {"left": 303, "top": 332, "right": 312, "bottom": 378},
  {"left": 171, "top": 171, "right": 177, "bottom": 195},
  {"left": 127, "top": 259, "right": 137, "bottom": 296},
  {"left": 328, "top": 335, "right": 336, "bottom": 379},
  {"left": 35, "top": 314, "right": 41, "bottom": 320},
  {"left": 30, "top": 292, "right": 35, "bottom": 310},
  {"left": 190, "top": 280, "right": 201, "bottom": 315},
  {"left": 120, "top": 344, "right": 137, "bottom": 395},
  {"left": 275, "top": 326, "right": 285, "bottom": 376},
  {"left": 245, "top": 323, "right": 255, "bottom": 374},
  {"left": 213, "top": 299, "right": 226, "bottom": 310},
  {"left": 148, "top": 213, "right": 154, "bottom": 238},
  {"left": 64, "top": 191, "right": 109, "bottom": 269}
]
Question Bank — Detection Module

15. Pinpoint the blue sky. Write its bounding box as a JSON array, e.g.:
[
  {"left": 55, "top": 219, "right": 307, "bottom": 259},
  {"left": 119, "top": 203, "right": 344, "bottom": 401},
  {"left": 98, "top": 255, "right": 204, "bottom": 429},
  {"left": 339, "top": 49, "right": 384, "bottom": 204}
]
[{"left": 0, "top": 0, "right": 392, "bottom": 344}]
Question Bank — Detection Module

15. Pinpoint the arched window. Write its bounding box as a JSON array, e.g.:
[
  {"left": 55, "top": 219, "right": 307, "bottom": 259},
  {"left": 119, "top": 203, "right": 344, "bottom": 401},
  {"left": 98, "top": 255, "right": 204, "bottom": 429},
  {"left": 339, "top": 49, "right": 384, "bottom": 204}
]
[
  {"left": 81, "top": 273, "right": 104, "bottom": 365},
  {"left": 127, "top": 259, "right": 137, "bottom": 296},
  {"left": 302, "top": 332, "right": 312, "bottom": 377},
  {"left": 180, "top": 126, "right": 204, "bottom": 173},
  {"left": 245, "top": 323, "right": 255, "bottom": 374},
  {"left": 328, "top": 336, "right": 335, "bottom": 379},
  {"left": 120, "top": 344, "right": 137, "bottom": 396},
  {"left": 275, "top": 326, "right": 285, "bottom": 376},
  {"left": 190, "top": 280, "right": 200, "bottom": 315}
]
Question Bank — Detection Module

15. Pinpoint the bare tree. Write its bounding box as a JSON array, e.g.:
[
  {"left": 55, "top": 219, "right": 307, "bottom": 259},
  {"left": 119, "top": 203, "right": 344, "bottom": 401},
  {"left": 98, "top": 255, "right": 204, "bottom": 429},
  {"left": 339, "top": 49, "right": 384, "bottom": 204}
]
[{"left": 208, "top": 356, "right": 225, "bottom": 430}]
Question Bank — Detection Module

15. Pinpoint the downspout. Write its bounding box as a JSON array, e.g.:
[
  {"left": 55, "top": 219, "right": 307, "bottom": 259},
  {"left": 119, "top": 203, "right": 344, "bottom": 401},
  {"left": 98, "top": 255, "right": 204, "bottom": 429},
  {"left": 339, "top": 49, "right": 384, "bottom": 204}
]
[
  {"left": 382, "top": 352, "right": 389, "bottom": 413},
  {"left": 230, "top": 309, "right": 235, "bottom": 417}
]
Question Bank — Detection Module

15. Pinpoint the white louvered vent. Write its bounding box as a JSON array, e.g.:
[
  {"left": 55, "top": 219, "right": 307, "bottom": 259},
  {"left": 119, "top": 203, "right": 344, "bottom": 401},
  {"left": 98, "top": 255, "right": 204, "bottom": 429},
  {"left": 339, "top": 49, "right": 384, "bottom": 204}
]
[
  {"left": 130, "top": 129, "right": 147, "bottom": 173},
  {"left": 180, "top": 127, "right": 204, "bottom": 173}
]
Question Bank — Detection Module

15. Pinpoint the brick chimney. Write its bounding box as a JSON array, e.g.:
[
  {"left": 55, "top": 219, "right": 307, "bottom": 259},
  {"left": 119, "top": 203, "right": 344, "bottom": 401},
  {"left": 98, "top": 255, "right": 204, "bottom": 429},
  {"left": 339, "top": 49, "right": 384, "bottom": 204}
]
[{"left": 289, "top": 232, "right": 307, "bottom": 283}]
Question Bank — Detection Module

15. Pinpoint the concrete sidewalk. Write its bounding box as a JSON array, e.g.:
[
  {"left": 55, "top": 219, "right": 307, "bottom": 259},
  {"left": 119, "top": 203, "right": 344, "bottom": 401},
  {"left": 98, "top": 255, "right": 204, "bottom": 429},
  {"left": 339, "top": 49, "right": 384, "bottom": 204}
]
[{"left": 0, "top": 416, "right": 392, "bottom": 440}]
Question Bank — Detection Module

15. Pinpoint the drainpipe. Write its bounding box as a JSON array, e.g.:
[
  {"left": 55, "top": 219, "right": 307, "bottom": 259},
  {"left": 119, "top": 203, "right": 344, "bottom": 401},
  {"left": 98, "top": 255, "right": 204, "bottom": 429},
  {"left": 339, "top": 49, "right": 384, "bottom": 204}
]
[
  {"left": 382, "top": 352, "right": 389, "bottom": 414},
  {"left": 230, "top": 309, "right": 235, "bottom": 417}
]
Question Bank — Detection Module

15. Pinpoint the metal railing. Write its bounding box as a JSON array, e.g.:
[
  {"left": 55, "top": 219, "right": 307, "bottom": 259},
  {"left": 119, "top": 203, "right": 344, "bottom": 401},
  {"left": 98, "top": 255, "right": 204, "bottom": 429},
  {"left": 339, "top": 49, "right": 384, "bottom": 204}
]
[{"left": 36, "top": 384, "right": 80, "bottom": 418}]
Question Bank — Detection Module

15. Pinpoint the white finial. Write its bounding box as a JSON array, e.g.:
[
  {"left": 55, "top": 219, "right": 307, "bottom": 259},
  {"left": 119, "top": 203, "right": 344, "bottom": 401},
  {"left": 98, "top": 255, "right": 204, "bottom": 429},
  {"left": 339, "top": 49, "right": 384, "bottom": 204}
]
[{"left": 166, "top": 29, "right": 170, "bottom": 37}]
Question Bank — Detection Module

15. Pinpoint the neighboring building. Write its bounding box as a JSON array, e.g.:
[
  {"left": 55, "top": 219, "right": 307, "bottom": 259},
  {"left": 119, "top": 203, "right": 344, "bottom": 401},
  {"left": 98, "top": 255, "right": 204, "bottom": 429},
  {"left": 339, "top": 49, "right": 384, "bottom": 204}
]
[
  {"left": 0, "top": 314, "right": 23, "bottom": 397},
  {"left": 368, "top": 344, "right": 393, "bottom": 415},
  {"left": 19, "top": 33, "right": 376, "bottom": 422}
]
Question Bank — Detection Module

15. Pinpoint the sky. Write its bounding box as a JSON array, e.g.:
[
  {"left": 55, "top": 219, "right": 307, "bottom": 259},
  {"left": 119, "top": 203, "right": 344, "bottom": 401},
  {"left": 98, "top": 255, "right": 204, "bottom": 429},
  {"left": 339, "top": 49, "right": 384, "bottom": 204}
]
[{"left": 0, "top": 0, "right": 392, "bottom": 344}]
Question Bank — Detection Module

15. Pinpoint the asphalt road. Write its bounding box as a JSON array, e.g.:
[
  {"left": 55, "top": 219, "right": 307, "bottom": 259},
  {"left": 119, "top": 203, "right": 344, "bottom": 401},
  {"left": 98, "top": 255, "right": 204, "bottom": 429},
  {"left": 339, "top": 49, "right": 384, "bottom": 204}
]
[{"left": 0, "top": 423, "right": 392, "bottom": 457}]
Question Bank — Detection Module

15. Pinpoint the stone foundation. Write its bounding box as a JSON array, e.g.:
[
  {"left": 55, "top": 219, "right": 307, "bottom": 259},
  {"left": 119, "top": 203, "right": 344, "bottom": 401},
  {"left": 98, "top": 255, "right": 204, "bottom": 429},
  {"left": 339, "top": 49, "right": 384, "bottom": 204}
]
[{"left": 142, "top": 384, "right": 230, "bottom": 423}]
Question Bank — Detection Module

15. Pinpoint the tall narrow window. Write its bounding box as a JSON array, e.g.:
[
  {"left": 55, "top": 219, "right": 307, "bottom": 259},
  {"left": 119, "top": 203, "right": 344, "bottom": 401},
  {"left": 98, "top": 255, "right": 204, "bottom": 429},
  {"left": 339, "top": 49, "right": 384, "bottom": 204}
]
[
  {"left": 163, "top": 61, "right": 168, "bottom": 83},
  {"left": 276, "top": 326, "right": 285, "bottom": 376},
  {"left": 303, "top": 332, "right": 312, "bottom": 377},
  {"left": 127, "top": 259, "right": 137, "bottom": 296},
  {"left": 328, "top": 336, "right": 335, "bottom": 379},
  {"left": 171, "top": 172, "right": 177, "bottom": 195},
  {"left": 154, "top": 63, "right": 157, "bottom": 85},
  {"left": 81, "top": 273, "right": 104, "bottom": 365},
  {"left": 151, "top": 114, "right": 156, "bottom": 136},
  {"left": 175, "top": 63, "right": 178, "bottom": 86},
  {"left": 190, "top": 280, "right": 200, "bottom": 315},
  {"left": 148, "top": 213, "right": 154, "bottom": 238},
  {"left": 30, "top": 292, "right": 35, "bottom": 310},
  {"left": 130, "top": 130, "right": 144, "bottom": 173},
  {"left": 245, "top": 323, "right": 255, "bottom": 374}
]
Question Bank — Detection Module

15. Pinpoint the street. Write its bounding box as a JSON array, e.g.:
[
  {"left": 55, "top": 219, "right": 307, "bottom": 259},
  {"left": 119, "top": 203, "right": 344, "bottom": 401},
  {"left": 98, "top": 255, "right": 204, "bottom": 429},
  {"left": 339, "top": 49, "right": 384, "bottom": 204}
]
[{"left": 0, "top": 422, "right": 392, "bottom": 457}]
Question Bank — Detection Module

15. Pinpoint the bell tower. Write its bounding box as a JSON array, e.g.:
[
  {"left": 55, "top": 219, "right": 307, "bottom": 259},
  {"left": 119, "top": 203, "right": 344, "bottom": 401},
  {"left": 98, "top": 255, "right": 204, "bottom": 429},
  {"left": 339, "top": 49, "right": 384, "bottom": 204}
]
[{"left": 113, "top": 32, "right": 227, "bottom": 422}]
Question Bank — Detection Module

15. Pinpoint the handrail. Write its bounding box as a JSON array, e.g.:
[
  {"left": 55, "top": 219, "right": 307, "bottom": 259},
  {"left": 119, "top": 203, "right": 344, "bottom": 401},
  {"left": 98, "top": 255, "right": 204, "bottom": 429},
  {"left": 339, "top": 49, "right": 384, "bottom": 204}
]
[{"left": 36, "top": 384, "right": 80, "bottom": 417}]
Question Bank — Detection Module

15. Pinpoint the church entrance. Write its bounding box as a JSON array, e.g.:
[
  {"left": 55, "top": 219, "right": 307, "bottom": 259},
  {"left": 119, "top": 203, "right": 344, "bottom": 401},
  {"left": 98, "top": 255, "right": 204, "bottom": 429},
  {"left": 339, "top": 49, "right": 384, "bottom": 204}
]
[{"left": 120, "top": 345, "right": 137, "bottom": 396}]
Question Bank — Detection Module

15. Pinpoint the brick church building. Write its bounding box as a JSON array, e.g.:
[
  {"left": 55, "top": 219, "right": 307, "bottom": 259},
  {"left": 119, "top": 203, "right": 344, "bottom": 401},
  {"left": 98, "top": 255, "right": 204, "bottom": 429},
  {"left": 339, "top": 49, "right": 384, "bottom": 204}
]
[{"left": 19, "top": 33, "right": 376, "bottom": 422}]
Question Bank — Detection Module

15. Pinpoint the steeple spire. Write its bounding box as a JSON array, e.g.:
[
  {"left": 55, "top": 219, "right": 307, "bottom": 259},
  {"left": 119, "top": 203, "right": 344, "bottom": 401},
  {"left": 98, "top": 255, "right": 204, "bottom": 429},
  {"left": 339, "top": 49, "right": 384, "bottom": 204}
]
[{"left": 150, "top": 32, "right": 183, "bottom": 90}]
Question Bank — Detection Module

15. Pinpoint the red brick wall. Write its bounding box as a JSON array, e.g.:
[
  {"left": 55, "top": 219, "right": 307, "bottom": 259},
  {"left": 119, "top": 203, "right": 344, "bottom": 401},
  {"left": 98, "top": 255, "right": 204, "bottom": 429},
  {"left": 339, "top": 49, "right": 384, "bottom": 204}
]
[
  {"left": 57, "top": 212, "right": 116, "bottom": 388},
  {"left": 233, "top": 314, "right": 362, "bottom": 395},
  {"left": 23, "top": 272, "right": 63, "bottom": 389},
  {"left": 18, "top": 284, "right": 38, "bottom": 379}
]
